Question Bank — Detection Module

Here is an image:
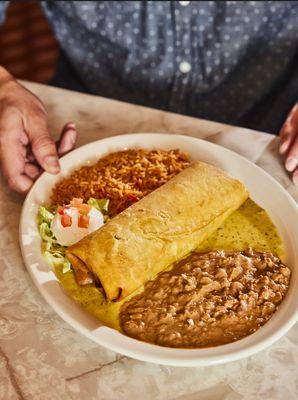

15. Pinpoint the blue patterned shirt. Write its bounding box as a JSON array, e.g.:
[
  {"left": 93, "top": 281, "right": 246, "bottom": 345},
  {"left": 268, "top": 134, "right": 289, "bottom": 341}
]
[{"left": 1, "top": 1, "right": 297, "bottom": 133}]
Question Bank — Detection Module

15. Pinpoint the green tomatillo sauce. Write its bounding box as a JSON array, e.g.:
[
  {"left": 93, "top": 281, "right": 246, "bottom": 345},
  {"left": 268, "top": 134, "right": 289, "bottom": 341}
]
[{"left": 55, "top": 198, "right": 284, "bottom": 330}]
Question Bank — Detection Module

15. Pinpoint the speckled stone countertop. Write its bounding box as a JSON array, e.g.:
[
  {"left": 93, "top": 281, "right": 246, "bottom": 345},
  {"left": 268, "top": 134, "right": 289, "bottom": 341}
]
[{"left": 1, "top": 82, "right": 297, "bottom": 400}]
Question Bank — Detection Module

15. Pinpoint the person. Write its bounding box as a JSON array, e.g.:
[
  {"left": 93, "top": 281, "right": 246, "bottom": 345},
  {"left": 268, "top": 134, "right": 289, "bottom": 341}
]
[{"left": 0, "top": 1, "right": 297, "bottom": 193}]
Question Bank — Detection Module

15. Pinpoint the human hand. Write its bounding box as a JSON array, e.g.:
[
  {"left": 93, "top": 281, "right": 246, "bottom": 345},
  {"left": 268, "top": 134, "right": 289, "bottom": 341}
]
[
  {"left": 279, "top": 103, "right": 298, "bottom": 186},
  {"left": 0, "top": 67, "right": 77, "bottom": 193}
]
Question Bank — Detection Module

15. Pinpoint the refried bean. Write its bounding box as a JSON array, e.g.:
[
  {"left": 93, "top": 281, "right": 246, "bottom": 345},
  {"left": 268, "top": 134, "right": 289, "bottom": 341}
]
[{"left": 119, "top": 249, "right": 291, "bottom": 348}]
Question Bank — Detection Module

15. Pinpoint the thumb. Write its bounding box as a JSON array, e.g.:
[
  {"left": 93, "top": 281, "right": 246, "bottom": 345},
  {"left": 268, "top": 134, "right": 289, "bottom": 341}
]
[{"left": 28, "top": 115, "right": 60, "bottom": 174}]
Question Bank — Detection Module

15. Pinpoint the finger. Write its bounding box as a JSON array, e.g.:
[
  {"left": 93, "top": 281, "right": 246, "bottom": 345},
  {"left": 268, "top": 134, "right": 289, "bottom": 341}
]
[
  {"left": 19, "top": 129, "right": 29, "bottom": 146},
  {"left": 25, "top": 122, "right": 77, "bottom": 162},
  {"left": 293, "top": 169, "right": 298, "bottom": 186},
  {"left": 0, "top": 113, "right": 33, "bottom": 192},
  {"left": 0, "top": 137, "right": 33, "bottom": 192},
  {"left": 279, "top": 127, "right": 294, "bottom": 155},
  {"left": 26, "top": 114, "right": 60, "bottom": 174},
  {"left": 279, "top": 121, "right": 296, "bottom": 155},
  {"left": 279, "top": 104, "right": 298, "bottom": 154},
  {"left": 285, "top": 135, "right": 298, "bottom": 172},
  {"left": 57, "top": 122, "right": 77, "bottom": 157},
  {"left": 24, "top": 162, "right": 41, "bottom": 180},
  {"left": 8, "top": 174, "right": 33, "bottom": 193}
]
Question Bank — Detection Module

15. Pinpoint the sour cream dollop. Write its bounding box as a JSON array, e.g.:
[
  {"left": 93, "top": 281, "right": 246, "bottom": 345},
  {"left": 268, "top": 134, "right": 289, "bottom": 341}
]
[{"left": 51, "top": 203, "right": 104, "bottom": 246}]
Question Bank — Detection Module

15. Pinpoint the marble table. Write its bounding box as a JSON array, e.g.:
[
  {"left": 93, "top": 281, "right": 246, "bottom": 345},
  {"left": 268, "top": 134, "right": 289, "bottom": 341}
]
[{"left": 1, "top": 82, "right": 297, "bottom": 400}]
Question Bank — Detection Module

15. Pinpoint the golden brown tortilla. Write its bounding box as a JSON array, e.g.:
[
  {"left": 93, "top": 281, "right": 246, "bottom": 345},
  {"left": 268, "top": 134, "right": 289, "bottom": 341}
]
[{"left": 66, "top": 162, "right": 248, "bottom": 301}]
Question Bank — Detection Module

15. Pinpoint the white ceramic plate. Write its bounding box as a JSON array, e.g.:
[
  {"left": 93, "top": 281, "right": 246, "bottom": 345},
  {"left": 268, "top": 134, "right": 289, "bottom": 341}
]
[{"left": 20, "top": 133, "right": 298, "bottom": 367}]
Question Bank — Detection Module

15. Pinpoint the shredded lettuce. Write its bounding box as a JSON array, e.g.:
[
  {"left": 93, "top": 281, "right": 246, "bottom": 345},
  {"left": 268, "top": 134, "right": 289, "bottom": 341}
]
[
  {"left": 87, "top": 198, "right": 109, "bottom": 214},
  {"left": 38, "top": 206, "right": 54, "bottom": 225},
  {"left": 39, "top": 222, "right": 54, "bottom": 243},
  {"left": 38, "top": 198, "right": 109, "bottom": 274},
  {"left": 38, "top": 205, "right": 69, "bottom": 271}
]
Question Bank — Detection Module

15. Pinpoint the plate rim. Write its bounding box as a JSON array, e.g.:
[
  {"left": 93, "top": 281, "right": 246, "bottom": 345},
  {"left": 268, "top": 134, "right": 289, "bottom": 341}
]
[{"left": 19, "top": 133, "right": 298, "bottom": 367}]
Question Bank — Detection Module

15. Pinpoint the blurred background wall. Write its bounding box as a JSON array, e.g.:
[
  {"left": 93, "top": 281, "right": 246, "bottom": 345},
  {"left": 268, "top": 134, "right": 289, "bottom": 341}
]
[{"left": 0, "top": 1, "right": 58, "bottom": 83}]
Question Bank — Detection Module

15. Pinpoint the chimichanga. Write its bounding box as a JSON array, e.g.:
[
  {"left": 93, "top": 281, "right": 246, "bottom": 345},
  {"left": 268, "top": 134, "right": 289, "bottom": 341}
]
[{"left": 66, "top": 161, "right": 248, "bottom": 301}]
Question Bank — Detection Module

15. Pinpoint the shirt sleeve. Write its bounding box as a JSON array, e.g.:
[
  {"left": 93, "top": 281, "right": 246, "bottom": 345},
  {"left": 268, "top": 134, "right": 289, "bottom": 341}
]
[{"left": 0, "top": 1, "right": 9, "bottom": 26}]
